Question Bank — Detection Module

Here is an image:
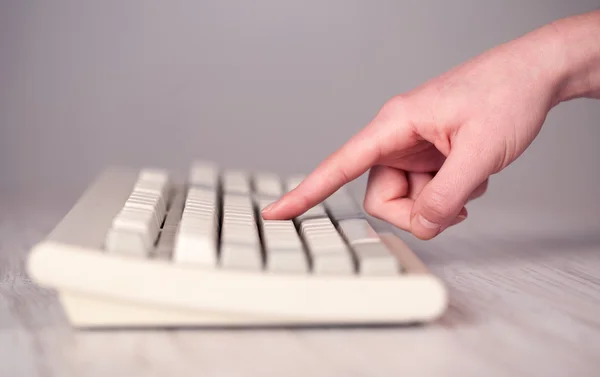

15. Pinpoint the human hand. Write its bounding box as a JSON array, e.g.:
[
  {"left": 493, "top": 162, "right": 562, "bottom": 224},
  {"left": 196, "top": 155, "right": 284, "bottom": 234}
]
[{"left": 261, "top": 11, "right": 600, "bottom": 240}]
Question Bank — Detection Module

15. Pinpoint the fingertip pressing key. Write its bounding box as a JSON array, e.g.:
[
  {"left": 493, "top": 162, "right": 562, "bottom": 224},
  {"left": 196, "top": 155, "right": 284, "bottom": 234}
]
[
  {"left": 260, "top": 192, "right": 303, "bottom": 220},
  {"left": 260, "top": 175, "right": 308, "bottom": 219},
  {"left": 263, "top": 125, "right": 383, "bottom": 220},
  {"left": 260, "top": 201, "right": 277, "bottom": 216}
]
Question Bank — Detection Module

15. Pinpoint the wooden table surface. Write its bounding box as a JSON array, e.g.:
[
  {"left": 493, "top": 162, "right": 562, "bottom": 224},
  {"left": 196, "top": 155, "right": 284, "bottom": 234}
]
[{"left": 2, "top": 188, "right": 600, "bottom": 377}]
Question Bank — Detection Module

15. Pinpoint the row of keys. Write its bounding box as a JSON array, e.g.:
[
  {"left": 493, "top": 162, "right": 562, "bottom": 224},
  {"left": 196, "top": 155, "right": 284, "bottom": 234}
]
[
  {"left": 107, "top": 164, "right": 400, "bottom": 276},
  {"left": 105, "top": 169, "right": 170, "bottom": 256},
  {"left": 187, "top": 160, "right": 366, "bottom": 218},
  {"left": 188, "top": 161, "right": 307, "bottom": 199},
  {"left": 185, "top": 164, "right": 399, "bottom": 275}
]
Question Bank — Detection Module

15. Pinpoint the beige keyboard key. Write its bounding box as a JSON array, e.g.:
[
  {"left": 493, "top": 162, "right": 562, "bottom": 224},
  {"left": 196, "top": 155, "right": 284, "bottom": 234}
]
[
  {"left": 284, "top": 174, "right": 306, "bottom": 192},
  {"left": 154, "top": 227, "right": 177, "bottom": 260},
  {"left": 220, "top": 243, "right": 263, "bottom": 271},
  {"left": 253, "top": 172, "right": 283, "bottom": 197},
  {"left": 138, "top": 168, "right": 169, "bottom": 183},
  {"left": 296, "top": 203, "right": 328, "bottom": 222},
  {"left": 104, "top": 169, "right": 171, "bottom": 256},
  {"left": 223, "top": 170, "right": 251, "bottom": 194},
  {"left": 188, "top": 161, "right": 219, "bottom": 188},
  {"left": 300, "top": 218, "right": 354, "bottom": 274},
  {"left": 283, "top": 175, "right": 329, "bottom": 221},
  {"left": 300, "top": 219, "right": 341, "bottom": 237},
  {"left": 105, "top": 208, "right": 159, "bottom": 256},
  {"left": 220, "top": 194, "right": 262, "bottom": 270},
  {"left": 258, "top": 199, "right": 308, "bottom": 273},
  {"left": 337, "top": 218, "right": 399, "bottom": 275},
  {"left": 355, "top": 241, "right": 400, "bottom": 274},
  {"left": 174, "top": 227, "right": 218, "bottom": 265},
  {"left": 118, "top": 207, "right": 160, "bottom": 237},
  {"left": 173, "top": 187, "right": 219, "bottom": 265},
  {"left": 123, "top": 196, "right": 162, "bottom": 229},
  {"left": 324, "top": 186, "right": 363, "bottom": 220},
  {"left": 133, "top": 175, "right": 169, "bottom": 203},
  {"left": 337, "top": 218, "right": 380, "bottom": 244},
  {"left": 221, "top": 225, "right": 258, "bottom": 244},
  {"left": 137, "top": 168, "right": 170, "bottom": 199},
  {"left": 352, "top": 242, "right": 399, "bottom": 275}
]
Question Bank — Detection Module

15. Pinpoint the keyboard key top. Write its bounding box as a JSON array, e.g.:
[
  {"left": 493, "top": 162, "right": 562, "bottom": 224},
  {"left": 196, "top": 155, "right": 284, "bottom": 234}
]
[
  {"left": 223, "top": 170, "right": 251, "bottom": 194},
  {"left": 324, "top": 187, "right": 363, "bottom": 220},
  {"left": 253, "top": 172, "right": 283, "bottom": 198},
  {"left": 186, "top": 186, "right": 218, "bottom": 202},
  {"left": 188, "top": 161, "right": 219, "bottom": 188},
  {"left": 336, "top": 218, "right": 400, "bottom": 275},
  {"left": 222, "top": 192, "right": 253, "bottom": 207},
  {"left": 352, "top": 242, "right": 400, "bottom": 275},
  {"left": 221, "top": 227, "right": 258, "bottom": 244},
  {"left": 173, "top": 232, "right": 218, "bottom": 265},
  {"left": 131, "top": 185, "right": 167, "bottom": 218},
  {"left": 154, "top": 227, "right": 177, "bottom": 260},
  {"left": 139, "top": 167, "right": 169, "bottom": 181},
  {"left": 336, "top": 218, "right": 380, "bottom": 244},
  {"left": 105, "top": 209, "right": 159, "bottom": 256},
  {"left": 296, "top": 203, "right": 328, "bottom": 222},
  {"left": 220, "top": 243, "right": 263, "bottom": 270},
  {"left": 123, "top": 196, "right": 162, "bottom": 229},
  {"left": 256, "top": 198, "right": 308, "bottom": 273},
  {"left": 281, "top": 176, "right": 330, "bottom": 222},
  {"left": 300, "top": 218, "right": 354, "bottom": 275},
  {"left": 284, "top": 174, "right": 306, "bottom": 192},
  {"left": 105, "top": 229, "right": 152, "bottom": 256}
]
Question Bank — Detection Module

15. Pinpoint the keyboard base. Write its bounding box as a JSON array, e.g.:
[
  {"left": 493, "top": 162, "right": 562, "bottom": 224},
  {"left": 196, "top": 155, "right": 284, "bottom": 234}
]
[
  {"left": 38, "top": 233, "right": 447, "bottom": 328},
  {"left": 59, "top": 292, "right": 421, "bottom": 329}
]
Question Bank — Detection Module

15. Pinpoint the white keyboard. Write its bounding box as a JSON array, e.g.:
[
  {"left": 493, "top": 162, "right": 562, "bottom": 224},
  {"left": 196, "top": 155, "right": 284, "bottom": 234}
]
[{"left": 27, "top": 162, "right": 448, "bottom": 328}]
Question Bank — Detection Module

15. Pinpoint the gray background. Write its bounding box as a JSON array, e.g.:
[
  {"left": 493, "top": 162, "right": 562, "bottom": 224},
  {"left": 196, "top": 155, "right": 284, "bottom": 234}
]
[{"left": 1, "top": 0, "right": 599, "bottom": 239}]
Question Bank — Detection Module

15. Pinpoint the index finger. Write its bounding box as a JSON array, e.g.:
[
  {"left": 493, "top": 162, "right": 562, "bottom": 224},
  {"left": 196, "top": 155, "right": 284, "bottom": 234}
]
[{"left": 260, "top": 126, "right": 382, "bottom": 220}]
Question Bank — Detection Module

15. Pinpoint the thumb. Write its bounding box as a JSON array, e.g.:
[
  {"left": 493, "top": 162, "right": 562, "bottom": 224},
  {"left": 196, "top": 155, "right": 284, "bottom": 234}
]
[{"left": 410, "top": 138, "right": 497, "bottom": 239}]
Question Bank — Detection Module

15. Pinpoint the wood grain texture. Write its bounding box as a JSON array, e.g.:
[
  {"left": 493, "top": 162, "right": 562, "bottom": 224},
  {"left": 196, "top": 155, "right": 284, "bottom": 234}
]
[{"left": 2, "top": 188, "right": 600, "bottom": 377}]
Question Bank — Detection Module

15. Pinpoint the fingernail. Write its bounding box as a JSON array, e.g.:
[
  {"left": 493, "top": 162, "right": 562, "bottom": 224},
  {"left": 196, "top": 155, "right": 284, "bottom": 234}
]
[
  {"left": 417, "top": 214, "right": 440, "bottom": 230},
  {"left": 441, "top": 214, "right": 468, "bottom": 232},
  {"left": 449, "top": 214, "right": 467, "bottom": 227},
  {"left": 261, "top": 202, "right": 276, "bottom": 214}
]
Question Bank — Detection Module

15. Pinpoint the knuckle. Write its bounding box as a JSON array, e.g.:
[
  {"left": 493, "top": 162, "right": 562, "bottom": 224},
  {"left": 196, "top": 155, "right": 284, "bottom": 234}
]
[
  {"left": 378, "top": 95, "right": 408, "bottom": 119},
  {"left": 469, "top": 179, "right": 490, "bottom": 200},
  {"left": 478, "top": 179, "right": 489, "bottom": 194},
  {"left": 336, "top": 165, "right": 352, "bottom": 187}
]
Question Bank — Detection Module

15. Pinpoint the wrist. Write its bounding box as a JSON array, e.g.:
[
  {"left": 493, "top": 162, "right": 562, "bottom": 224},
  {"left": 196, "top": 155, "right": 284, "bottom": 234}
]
[{"left": 548, "top": 10, "right": 600, "bottom": 103}]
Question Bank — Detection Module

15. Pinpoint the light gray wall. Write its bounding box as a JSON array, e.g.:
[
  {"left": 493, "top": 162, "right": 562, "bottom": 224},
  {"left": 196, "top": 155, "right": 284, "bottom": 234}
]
[{"left": 1, "top": 0, "right": 599, "bottom": 237}]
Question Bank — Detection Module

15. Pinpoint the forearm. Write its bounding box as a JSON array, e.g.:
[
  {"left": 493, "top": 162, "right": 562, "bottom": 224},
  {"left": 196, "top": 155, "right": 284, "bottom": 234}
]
[{"left": 551, "top": 9, "right": 600, "bottom": 102}]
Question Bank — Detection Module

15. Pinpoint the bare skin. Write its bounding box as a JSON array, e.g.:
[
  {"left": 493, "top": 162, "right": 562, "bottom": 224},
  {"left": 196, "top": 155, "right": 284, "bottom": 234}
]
[{"left": 261, "top": 10, "right": 600, "bottom": 240}]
